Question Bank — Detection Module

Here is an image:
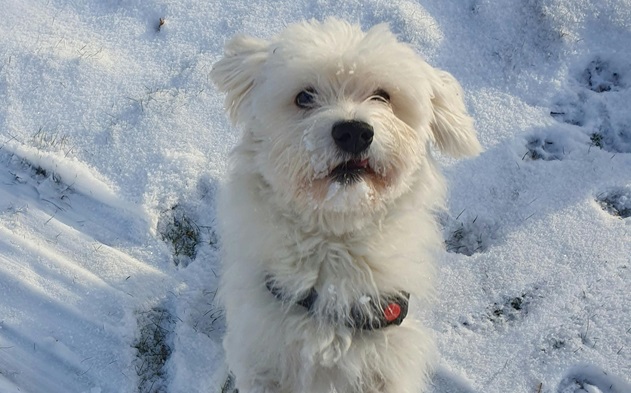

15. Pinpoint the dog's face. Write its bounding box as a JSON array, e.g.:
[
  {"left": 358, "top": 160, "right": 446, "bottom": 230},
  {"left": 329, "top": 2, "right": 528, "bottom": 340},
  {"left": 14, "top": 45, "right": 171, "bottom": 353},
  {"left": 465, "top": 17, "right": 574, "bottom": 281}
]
[{"left": 212, "top": 19, "right": 481, "bottom": 229}]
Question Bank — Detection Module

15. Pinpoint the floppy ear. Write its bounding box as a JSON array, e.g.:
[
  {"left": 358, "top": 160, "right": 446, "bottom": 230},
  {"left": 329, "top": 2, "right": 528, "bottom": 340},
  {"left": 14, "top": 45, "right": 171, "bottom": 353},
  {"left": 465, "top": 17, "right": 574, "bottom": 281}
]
[
  {"left": 429, "top": 70, "right": 482, "bottom": 157},
  {"left": 211, "top": 35, "right": 269, "bottom": 124}
]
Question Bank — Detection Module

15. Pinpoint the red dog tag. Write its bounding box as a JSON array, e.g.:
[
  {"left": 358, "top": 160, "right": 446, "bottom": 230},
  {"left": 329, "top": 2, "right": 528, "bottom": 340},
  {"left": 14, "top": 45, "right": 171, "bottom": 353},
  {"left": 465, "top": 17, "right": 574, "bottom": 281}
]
[{"left": 383, "top": 303, "right": 401, "bottom": 322}]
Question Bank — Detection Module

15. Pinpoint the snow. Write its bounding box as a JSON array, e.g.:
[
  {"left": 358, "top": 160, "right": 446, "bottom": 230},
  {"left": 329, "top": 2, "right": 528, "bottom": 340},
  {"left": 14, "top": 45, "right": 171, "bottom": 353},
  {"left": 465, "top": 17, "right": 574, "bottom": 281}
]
[{"left": 1, "top": 1, "right": 630, "bottom": 392}]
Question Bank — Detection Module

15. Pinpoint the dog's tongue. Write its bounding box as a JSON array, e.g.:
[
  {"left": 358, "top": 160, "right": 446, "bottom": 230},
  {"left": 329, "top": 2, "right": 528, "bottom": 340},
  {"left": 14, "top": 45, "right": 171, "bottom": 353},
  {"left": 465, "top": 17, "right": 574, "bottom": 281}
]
[{"left": 347, "top": 158, "right": 369, "bottom": 169}]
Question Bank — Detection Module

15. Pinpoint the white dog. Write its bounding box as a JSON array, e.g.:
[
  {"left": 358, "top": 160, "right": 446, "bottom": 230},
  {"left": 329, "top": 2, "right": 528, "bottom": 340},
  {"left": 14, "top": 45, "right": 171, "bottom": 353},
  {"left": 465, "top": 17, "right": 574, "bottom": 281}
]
[{"left": 211, "top": 18, "right": 481, "bottom": 393}]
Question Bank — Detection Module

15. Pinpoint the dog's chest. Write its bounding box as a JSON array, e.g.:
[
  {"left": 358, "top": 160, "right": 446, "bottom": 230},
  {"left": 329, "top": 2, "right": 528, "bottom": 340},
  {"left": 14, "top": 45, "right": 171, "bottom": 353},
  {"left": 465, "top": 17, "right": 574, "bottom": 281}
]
[{"left": 269, "top": 229, "right": 396, "bottom": 304}]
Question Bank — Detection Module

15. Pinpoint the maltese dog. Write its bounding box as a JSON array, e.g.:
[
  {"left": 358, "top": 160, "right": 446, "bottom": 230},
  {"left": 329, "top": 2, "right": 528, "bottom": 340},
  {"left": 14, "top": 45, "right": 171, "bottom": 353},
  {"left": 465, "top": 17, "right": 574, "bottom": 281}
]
[{"left": 211, "top": 18, "right": 481, "bottom": 393}]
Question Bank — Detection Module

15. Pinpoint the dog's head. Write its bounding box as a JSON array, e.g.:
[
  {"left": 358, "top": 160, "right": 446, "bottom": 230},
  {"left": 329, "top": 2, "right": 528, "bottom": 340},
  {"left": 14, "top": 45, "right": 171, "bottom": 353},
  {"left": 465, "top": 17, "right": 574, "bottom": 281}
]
[{"left": 212, "top": 19, "right": 481, "bottom": 231}]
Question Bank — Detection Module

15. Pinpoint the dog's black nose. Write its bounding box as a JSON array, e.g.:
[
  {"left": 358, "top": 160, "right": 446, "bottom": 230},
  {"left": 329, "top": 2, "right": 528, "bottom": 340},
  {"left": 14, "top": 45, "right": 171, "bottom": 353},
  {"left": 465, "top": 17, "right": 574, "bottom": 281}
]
[{"left": 331, "top": 120, "right": 374, "bottom": 154}]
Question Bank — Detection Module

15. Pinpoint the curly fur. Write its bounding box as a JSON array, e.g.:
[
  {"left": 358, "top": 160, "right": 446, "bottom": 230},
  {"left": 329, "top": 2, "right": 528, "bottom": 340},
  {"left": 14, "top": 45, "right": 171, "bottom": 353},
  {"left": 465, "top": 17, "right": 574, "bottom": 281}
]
[{"left": 211, "top": 18, "right": 481, "bottom": 393}]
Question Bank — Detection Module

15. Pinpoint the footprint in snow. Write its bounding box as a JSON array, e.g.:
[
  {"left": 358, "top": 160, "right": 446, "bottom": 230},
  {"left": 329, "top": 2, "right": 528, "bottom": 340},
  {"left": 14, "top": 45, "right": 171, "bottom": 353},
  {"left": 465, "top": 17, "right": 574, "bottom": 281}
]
[
  {"left": 595, "top": 187, "right": 631, "bottom": 219},
  {"left": 557, "top": 364, "right": 631, "bottom": 393},
  {"left": 550, "top": 56, "right": 631, "bottom": 153}
]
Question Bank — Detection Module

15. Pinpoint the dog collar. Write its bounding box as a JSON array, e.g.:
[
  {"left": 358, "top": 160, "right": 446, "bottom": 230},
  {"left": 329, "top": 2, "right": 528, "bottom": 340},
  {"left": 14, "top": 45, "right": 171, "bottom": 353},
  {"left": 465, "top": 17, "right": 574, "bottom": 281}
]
[{"left": 265, "top": 276, "right": 409, "bottom": 330}]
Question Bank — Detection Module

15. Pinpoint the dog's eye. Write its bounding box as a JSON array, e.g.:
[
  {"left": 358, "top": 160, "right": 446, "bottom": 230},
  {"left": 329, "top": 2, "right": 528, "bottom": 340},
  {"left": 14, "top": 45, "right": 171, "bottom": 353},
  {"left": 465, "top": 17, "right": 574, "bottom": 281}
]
[
  {"left": 370, "top": 89, "right": 390, "bottom": 103},
  {"left": 295, "top": 88, "right": 317, "bottom": 109}
]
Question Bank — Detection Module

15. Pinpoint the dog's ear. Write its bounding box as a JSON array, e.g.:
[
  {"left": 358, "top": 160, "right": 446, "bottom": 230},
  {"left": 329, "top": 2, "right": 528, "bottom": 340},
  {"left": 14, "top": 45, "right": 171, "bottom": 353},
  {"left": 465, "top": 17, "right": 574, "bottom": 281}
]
[
  {"left": 429, "top": 70, "right": 482, "bottom": 157},
  {"left": 211, "top": 35, "right": 269, "bottom": 124}
]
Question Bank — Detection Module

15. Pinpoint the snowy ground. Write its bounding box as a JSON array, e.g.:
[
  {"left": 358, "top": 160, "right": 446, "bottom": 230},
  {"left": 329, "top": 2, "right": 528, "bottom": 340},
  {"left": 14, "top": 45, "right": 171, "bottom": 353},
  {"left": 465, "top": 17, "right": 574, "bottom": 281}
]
[{"left": 1, "top": 1, "right": 630, "bottom": 392}]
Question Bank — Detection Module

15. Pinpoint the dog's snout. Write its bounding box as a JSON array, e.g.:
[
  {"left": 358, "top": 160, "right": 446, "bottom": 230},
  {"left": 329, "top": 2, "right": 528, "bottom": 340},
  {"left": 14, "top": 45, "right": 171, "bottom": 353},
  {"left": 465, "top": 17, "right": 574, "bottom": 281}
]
[{"left": 331, "top": 120, "right": 374, "bottom": 154}]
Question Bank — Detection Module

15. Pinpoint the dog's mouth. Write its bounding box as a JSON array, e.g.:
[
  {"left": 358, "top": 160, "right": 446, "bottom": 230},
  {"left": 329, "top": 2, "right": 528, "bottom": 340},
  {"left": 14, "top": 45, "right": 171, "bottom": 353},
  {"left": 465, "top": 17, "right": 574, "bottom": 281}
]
[{"left": 329, "top": 158, "right": 372, "bottom": 185}]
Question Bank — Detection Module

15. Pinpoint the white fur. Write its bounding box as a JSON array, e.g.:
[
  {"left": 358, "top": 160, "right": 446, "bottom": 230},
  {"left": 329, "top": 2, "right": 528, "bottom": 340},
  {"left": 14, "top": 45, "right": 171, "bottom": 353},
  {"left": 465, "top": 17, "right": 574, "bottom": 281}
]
[{"left": 211, "top": 18, "right": 481, "bottom": 393}]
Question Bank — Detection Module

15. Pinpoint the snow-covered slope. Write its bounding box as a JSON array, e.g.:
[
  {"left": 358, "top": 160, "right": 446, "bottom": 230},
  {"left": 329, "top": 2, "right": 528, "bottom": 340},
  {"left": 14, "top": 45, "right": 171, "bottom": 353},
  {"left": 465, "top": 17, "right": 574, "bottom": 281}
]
[{"left": 1, "top": 1, "right": 629, "bottom": 392}]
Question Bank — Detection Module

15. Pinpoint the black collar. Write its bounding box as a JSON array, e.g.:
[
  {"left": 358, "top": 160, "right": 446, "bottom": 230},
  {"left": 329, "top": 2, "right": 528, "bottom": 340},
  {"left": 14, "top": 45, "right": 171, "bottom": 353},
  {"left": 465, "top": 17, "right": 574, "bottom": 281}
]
[{"left": 265, "top": 276, "right": 409, "bottom": 330}]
